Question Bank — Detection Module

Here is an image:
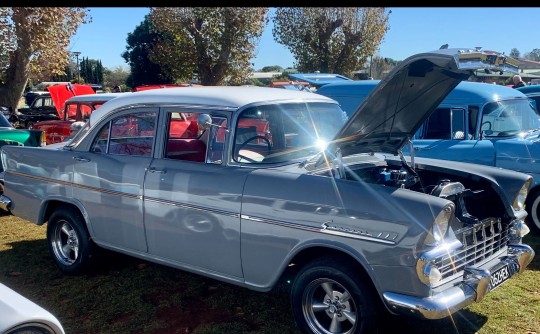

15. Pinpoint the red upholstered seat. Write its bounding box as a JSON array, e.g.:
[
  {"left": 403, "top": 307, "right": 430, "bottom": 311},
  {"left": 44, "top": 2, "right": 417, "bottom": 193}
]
[{"left": 166, "top": 139, "right": 206, "bottom": 162}]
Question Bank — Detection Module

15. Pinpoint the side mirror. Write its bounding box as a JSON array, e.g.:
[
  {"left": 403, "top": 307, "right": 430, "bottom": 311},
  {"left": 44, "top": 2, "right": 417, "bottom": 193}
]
[
  {"left": 197, "top": 114, "right": 228, "bottom": 132},
  {"left": 197, "top": 114, "right": 212, "bottom": 131}
]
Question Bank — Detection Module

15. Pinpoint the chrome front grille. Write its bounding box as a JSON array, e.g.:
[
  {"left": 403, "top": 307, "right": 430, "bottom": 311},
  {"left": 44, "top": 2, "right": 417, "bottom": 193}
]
[{"left": 434, "top": 218, "right": 510, "bottom": 280}]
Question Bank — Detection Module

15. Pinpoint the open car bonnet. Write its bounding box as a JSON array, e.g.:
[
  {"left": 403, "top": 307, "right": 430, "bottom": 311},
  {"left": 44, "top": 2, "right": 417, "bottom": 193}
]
[
  {"left": 47, "top": 83, "right": 95, "bottom": 119},
  {"left": 329, "top": 48, "right": 520, "bottom": 157}
]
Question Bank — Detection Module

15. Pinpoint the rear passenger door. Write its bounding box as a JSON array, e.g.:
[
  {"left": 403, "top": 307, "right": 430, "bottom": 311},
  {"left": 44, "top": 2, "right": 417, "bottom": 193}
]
[
  {"left": 72, "top": 107, "right": 157, "bottom": 252},
  {"left": 143, "top": 108, "right": 250, "bottom": 279}
]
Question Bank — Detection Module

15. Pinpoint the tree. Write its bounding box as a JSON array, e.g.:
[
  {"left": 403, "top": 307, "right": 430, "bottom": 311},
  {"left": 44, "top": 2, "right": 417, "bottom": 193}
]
[
  {"left": 525, "top": 49, "right": 540, "bottom": 62},
  {"left": 272, "top": 7, "right": 390, "bottom": 78},
  {"left": 369, "top": 56, "right": 399, "bottom": 80},
  {"left": 510, "top": 48, "right": 520, "bottom": 58},
  {"left": 261, "top": 65, "right": 283, "bottom": 72},
  {"left": 121, "top": 14, "right": 174, "bottom": 87},
  {"left": 0, "top": 7, "right": 88, "bottom": 110},
  {"left": 103, "top": 66, "right": 130, "bottom": 91},
  {"left": 149, "top": 7, "right": 269, "bottom": 85},
  {"left": 79, "top": 57, "right": 104, "bottom": 84}
]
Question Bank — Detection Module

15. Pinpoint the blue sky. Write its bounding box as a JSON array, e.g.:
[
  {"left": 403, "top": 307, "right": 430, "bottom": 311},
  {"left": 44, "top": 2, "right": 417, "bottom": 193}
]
[{"left": 69, "top": 7, "right": 540, "bottom": 71}]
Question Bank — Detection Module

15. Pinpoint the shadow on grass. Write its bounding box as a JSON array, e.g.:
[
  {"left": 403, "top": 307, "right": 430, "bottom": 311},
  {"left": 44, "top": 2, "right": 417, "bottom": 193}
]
[
  {"left": 381, "top": 310, "right": 488, "bottom": 334},
  {"left": 1, "top": 238, "right": 491, "bottom": 334},
  {"left": 5, "top": 232, "right": 533, "bottom": 334}
]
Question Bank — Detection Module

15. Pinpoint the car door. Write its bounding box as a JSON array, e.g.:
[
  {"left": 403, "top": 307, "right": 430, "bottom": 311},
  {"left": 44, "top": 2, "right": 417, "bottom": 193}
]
[
  {"left": 407, "top": 106, "right": 496, "bottom": 166},
  {"left": 143, "top": 108, "right": 249, "bottom": 279},
  {"left": 72, "top": 107, "right": 157, "bottom": 252}
]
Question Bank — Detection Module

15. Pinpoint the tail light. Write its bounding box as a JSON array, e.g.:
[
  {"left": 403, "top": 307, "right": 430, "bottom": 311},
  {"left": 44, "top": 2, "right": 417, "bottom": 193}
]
[{"left": 40, "top": 131, "right": 46, "bottom": 146}]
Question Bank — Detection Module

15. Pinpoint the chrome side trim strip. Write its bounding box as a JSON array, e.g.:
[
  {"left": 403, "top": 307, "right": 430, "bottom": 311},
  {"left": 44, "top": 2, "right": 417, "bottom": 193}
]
[
  {"left": 73, "top": 183, "right": 141, "bottom": 199},
  {"left": 10, "top": 171, "right": 396, "bottom": 244},
  {"left": 144, "top": 196, "right": 239, "bottom": 218},
  {"left": 241, "top": 214, "right": 396, "bottom": 245},
  {"left": 9, "top": 171, "right": 71, "bottom": 187},
  {"left": 241, "top": 214, "right": 320, "bottom": 233}
]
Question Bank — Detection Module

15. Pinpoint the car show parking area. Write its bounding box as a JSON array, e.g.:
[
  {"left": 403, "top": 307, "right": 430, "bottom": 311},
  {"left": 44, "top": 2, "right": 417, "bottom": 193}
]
[{"left": 0, "top": 213, "right": 538, "bottom": 334}]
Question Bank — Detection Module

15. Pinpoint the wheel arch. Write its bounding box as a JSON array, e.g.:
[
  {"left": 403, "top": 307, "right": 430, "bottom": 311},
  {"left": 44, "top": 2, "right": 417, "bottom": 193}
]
[
  {"left": 525, "top": 183, "right": 540, "bottom": 232},
  {"left": 38, "top": 199, "right": 88, "bottom": 229},
  {"left": 275, "top": 244, "right": 383, "bottom": 303}
]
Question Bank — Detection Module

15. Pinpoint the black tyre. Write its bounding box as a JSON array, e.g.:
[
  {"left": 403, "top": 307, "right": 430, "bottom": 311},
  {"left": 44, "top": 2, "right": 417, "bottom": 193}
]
[
  {"left": 46, "top": 206, "right": 96, "bottom": 274},
  {"left": 291, "top": 258, "right": 380, "bottom": 334},
  {"left": 525, "top": 189, "right": 540, "bottom": 234}
]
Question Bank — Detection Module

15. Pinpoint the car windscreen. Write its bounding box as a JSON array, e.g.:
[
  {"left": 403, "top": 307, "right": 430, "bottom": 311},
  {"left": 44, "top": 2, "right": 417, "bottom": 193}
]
[
  {"left": 233, "top": 102, "right": 345, "bottom": 164},
  {"left": 480, "top": 99, "right": 540, "bottom": 137},
  {"left": 0, "top": 113, "right": 13, "bottom": 127}
]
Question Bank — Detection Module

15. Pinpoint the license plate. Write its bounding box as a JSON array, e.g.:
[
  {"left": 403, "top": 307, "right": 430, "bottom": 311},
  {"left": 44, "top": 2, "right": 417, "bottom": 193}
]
[{"left": 489, "top": 264, "right": 511, "bottom": 290}]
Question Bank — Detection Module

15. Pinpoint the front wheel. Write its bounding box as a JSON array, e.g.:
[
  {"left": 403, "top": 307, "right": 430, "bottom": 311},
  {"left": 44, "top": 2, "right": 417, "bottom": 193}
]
[
  {"left": 291, "top": 258, "right": 380, "bottom": 334},
  {"left": 47, "top": 206, "right": 96, "bottom": 274}
]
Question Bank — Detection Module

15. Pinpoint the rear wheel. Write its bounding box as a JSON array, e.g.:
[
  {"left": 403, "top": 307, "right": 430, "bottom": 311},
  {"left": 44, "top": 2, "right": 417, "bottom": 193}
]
[
  {"left": 291, "top": 258, "right": 380, "bottom": 334},
  {"left": 47, "top": 206, "right": 96, "bottom": 274}
]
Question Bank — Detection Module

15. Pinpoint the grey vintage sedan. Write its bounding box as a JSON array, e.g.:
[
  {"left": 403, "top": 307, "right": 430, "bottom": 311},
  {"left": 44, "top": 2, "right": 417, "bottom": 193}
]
[{"left": 0, "top": 48, "right": 535, "bottom": 334}]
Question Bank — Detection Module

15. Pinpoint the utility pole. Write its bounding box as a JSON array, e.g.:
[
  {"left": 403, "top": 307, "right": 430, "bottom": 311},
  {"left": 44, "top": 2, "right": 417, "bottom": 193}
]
[{"left": 72, "top": 51, "right": 81, "bottom": 83}]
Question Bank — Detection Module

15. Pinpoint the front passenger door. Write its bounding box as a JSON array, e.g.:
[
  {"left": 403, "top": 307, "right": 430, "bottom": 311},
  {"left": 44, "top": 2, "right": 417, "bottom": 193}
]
[{"left": 409, "top": 107, "right": 495, "bottom": 165}]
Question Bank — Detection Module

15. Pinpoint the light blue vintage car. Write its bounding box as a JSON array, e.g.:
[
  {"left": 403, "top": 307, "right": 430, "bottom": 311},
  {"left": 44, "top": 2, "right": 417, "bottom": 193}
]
[
  {"left": 516, "top": 84, "right": 540, "bottom": 110},
  {"left": 0, "top": 48, "right": 534, "bottom": 334},
  {"left": 318, "top": 79, "right": 540, "bottom": 234}
]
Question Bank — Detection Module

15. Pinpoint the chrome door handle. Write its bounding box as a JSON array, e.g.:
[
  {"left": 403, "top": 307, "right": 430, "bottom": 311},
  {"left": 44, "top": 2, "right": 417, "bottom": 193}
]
[
  {"left": 146, "top": 167, "right": 166, "bottom": 174},
  {"left": 73, "top": 156, "right": 90, "bottom": 162}
]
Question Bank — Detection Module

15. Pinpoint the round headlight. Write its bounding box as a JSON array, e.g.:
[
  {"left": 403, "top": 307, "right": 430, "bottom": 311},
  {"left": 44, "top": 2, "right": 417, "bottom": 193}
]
[
  {"left": 416, "top": 259, "right": 443, "bottom": 286},
  {"left": 424, "top": 204, "right": 454, "bottom": 246}
]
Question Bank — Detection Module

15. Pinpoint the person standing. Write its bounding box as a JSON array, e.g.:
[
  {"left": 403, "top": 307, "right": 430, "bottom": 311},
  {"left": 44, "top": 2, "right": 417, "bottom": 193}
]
[{"left": 512, "top": 75, "right": 526, "bottom": 88}]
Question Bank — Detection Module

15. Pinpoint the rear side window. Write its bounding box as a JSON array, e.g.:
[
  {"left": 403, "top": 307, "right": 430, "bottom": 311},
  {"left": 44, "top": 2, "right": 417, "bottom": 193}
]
[{"left": 90, "top": 111, "right": 157, "bottom": 156}]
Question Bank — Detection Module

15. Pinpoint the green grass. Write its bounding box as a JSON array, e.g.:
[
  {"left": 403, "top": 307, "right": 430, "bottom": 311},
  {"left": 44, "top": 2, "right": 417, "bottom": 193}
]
[{"left": 1, "top": 212, "right": 539, "bottom": 334}]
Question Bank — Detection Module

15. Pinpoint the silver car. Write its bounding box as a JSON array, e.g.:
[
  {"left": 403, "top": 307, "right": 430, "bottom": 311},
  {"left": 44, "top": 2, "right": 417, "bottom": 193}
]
[{"left": 0, "top": 48, "right": 535, "bottom": 334}]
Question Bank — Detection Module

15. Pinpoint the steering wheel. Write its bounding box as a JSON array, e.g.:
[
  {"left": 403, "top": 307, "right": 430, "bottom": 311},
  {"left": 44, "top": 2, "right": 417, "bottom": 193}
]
[
  {"left": 235, "top": 135, "right": 272, "bottom": 163},
  {"left": 481, "top": 121, "right": 492, "bottom": 131}
]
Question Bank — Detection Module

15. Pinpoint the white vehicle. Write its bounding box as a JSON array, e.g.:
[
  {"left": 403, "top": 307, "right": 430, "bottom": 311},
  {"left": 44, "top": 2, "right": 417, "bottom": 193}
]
[{"left": 0, "top": 283, "right": 64, "bottom": 334}]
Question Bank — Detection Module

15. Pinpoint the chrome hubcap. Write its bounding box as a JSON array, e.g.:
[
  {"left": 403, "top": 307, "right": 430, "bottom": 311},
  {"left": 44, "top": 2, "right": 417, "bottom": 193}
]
[
  {"left": 303, "top": 279, "right": 358, "bottom": 334},
  {"left": 52, "top": 221, "right": 79, "bottom": 266}
]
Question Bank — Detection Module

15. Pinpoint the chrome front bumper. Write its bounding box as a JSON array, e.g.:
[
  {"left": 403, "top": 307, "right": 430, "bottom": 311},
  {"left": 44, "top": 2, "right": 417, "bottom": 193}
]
[
  {"left": 382, "top": 244, "right": 535, "bottom": 320},
  {"left": 0, "top": 194, "right": 11, "bottom": 212}
]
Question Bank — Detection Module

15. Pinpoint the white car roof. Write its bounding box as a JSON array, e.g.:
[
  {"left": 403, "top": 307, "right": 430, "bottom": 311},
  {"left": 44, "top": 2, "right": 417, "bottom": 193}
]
[
  {"left": 89, "top": 86, "right": 335, "bottom": 126},
  {"left": 66, "top": 92, "right": 128, "bottom": 103}
]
